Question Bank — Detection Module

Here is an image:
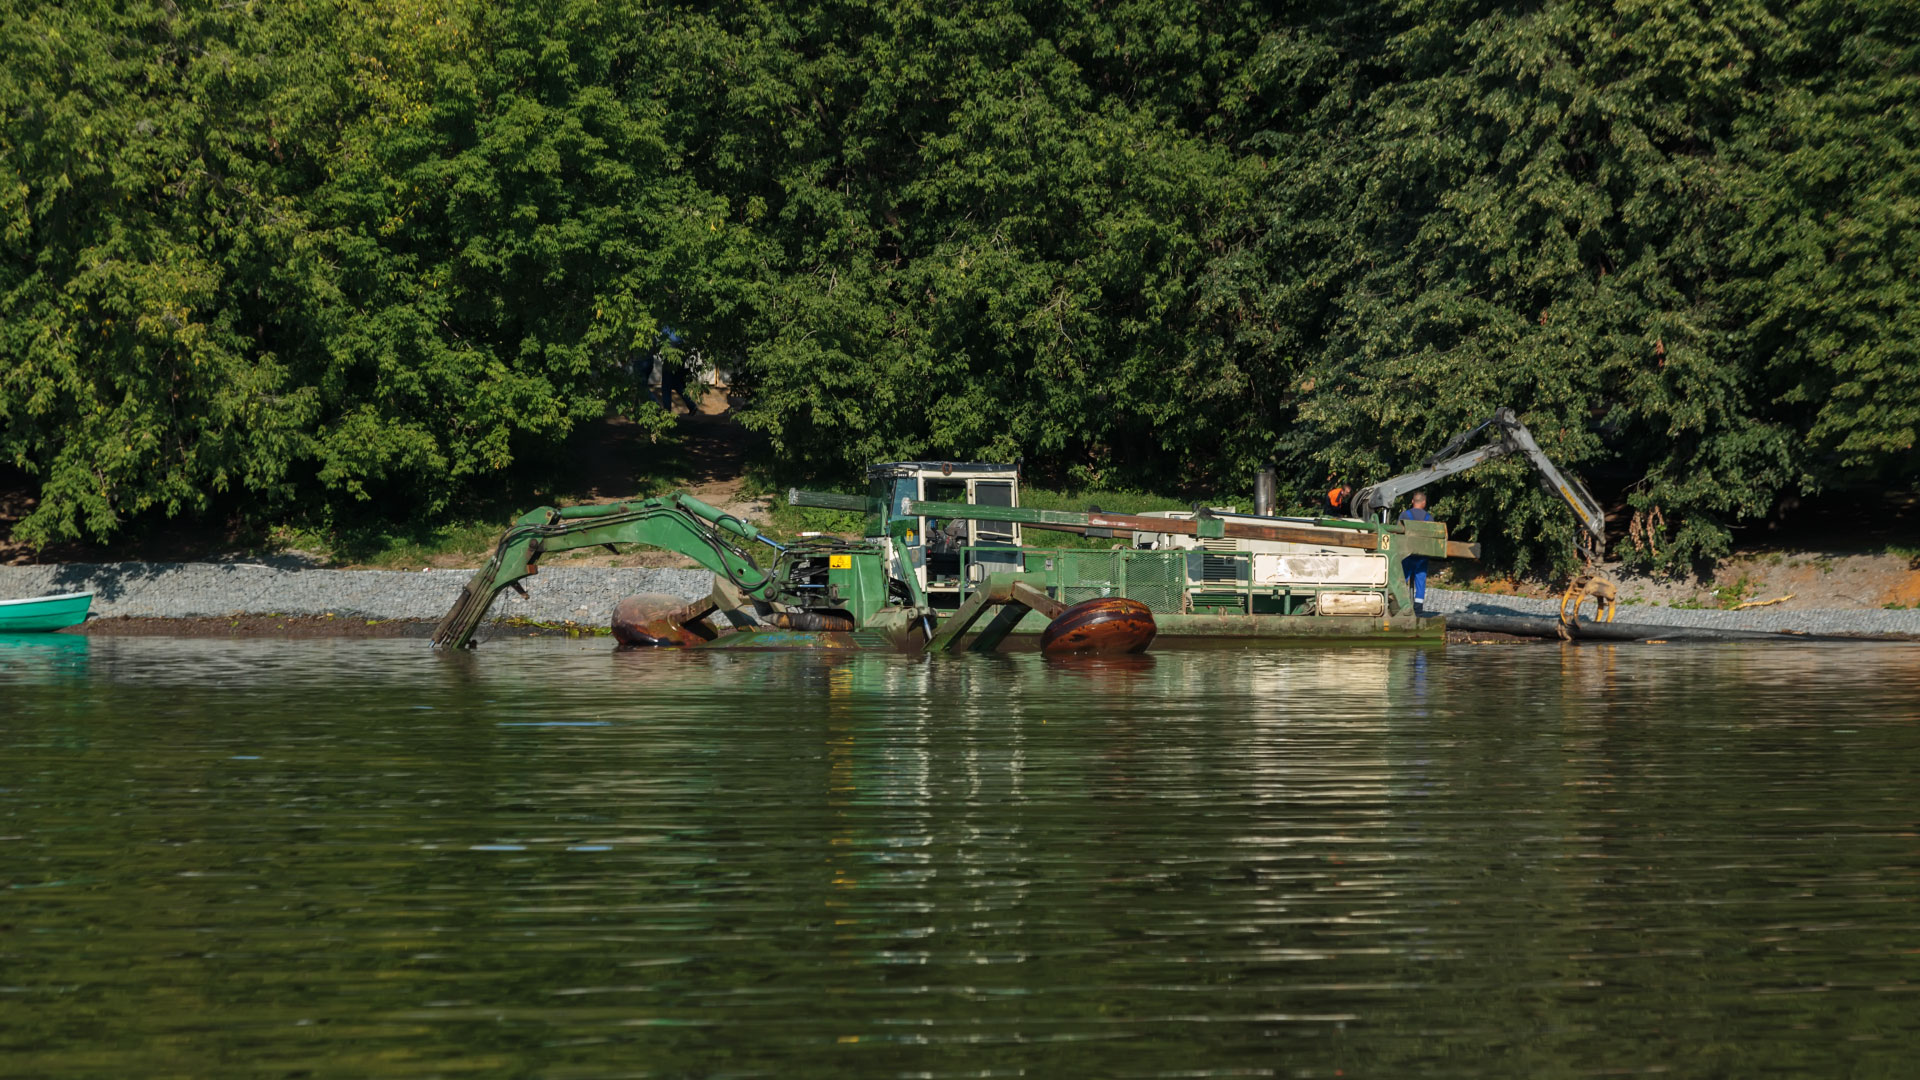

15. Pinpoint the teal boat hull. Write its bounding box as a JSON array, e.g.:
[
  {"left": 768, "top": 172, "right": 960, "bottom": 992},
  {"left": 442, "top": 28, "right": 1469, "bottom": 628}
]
[{"left": 0, "top": 591, "right": 94, "bottom": 633}]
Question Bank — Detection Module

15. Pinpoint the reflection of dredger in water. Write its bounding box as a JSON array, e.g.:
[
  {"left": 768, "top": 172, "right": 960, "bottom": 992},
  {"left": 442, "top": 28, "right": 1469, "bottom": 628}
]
[
  {"left": 432, "top": 492, "right": 1154, "bottom": 657},
  {"left": 1040, "top": 652, "right": 1158, "bottom": 677}
]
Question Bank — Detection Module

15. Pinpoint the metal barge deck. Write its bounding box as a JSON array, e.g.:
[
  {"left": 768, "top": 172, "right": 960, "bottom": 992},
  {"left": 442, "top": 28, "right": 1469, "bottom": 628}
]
[{"left": 952, "top": 607, "right": 1443, "bottom": 646}]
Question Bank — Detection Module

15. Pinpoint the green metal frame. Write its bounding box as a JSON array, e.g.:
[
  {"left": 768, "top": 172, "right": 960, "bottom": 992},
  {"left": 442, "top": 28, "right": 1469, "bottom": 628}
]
[
  {"left": 436, "top": 494, "right": 789, "bottom": 649},
  {"left": 958, "top": 547, "right": 1183, "bottom": 611},
  {"left": 435, "top": 493, "right": 938, "bottom": 650},
  {"left": 909, "top": 498, "right": 1438, "bottom": 614},
  {"left": 924, "top": 573, "right": 1064, "bottom": 653},
  {"left": 959, "top": 545, "right": 1413, "bottom": 617}
]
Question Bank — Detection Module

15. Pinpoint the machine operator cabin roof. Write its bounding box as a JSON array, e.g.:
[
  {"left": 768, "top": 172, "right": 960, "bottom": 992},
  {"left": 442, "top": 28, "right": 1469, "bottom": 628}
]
[{"left": 867, "top": 462, "right": 1020, "bottom": 479}]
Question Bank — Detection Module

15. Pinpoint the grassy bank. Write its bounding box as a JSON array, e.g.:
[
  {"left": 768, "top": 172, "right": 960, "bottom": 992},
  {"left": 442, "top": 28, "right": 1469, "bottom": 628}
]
[
  {"left": 762, "top": 484, "right": 1251, "bottom": 552},
  {"left": 302, "top": 482, "right": 1245, "bottom": 569}
]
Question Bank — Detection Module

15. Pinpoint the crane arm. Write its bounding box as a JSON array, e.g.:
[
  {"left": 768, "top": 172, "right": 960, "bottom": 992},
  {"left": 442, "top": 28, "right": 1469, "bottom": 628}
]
[
  {"left": 1350, "top": 408, "right": 1607, "bottom": 560},
  {"left": 431, "top": 494, "right": 782, "bottom": 649},
  {"left": 1491, "top": 410, "right": 1607, "bottom": 557},
  {"left": 1350, "top": 442, "right": 1514, "bottom": 518}
]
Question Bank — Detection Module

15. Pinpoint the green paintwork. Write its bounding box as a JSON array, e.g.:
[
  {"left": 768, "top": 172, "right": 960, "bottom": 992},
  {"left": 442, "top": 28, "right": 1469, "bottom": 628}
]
[
  {"left": 440, "top": 489, "right": 1447, "bottom": 652},
  {"left": 904, "top": 498, "right": 1463, "bottom": 561},
  {"left": 0, "top": 591, "right": 93, "bottom": 633},
  {"left": 1138, "top": 613, "right": 1440, "bottom": 642},
  {"left": 786, "top": 488, "right": 871, "bottom": 514},
  {"left": 690, "top": 628, "right": 900, "bottom": 651},
  {"left": 907, "top": 499, "right": 1433, "bottom": 620},
  {"left": 946, "top": 607, "right": 1443, "bottom": 644},
  {"left": 924, "top": 573, "right": 1057, "bottom": 654},
  {"left": 435, "top": 492, "right": 950, "bottom": 651},
  {"left": 990, "top": 546, "right": 1408, "bottom": 619},
  {"left": 826, "top": 547, "right": 891, "bottom": 621}
]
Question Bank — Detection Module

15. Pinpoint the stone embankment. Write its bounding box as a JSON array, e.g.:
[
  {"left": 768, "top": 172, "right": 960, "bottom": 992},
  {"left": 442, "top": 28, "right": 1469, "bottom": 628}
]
[
  {"left": 5, "top": 563, "right": 1918, "bottom": 639},
  {"left": 1426, "top": 588, "right": 1920, "bottom": 638},
  {"left": 0, "top": 562, "right": 712, "bottom": 630}
]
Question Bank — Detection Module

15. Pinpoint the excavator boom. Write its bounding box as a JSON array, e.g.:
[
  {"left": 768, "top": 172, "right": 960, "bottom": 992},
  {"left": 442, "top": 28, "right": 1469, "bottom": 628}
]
[
  {"left": 1351, "top": 407, "right": 1606, "bottom": 560},
  {"left": 431, "top": 493, "right": 781, "bottom": 649}
]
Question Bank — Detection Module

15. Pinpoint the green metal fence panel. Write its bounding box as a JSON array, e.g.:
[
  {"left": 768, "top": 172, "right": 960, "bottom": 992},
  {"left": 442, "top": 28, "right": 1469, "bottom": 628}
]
[
  {"left": 1118, "top": 551, "right": 1186, "bottom": 614},
  {"left": 962, "top": 546, "right": 1394, "bottom": 618},
  {"left": 1008, "top": 549, "right": 1188, "bottom": 614}
]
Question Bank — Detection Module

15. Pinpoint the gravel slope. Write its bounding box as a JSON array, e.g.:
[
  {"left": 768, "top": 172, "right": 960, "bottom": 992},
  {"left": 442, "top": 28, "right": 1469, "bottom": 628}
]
[
  {"left": 6, "top": 563, "right": 1918, "bottom": 637},
  {"left": 0, "top": 563, "right": 712, "bottom": 626},
  {"left": 1426, "top": 587, "right": 1920, "bottom": 636}
]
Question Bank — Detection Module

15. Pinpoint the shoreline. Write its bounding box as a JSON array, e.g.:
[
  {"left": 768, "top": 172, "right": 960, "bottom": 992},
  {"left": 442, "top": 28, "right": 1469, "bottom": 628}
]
[
  {"left": 7, "top": 561, "right": 1919, "bottom": 643},
  {"left": 0, "top": 562, "right": 711, "bottom": 629},
  {"left": 65, "top": 615, "right": 602, "bottom": 640}
]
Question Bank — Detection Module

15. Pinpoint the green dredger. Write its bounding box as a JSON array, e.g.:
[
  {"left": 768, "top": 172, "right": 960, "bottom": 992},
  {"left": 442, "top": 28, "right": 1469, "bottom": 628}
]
[{"left": 430, "top": 483, "right": 1468, "bottom": 653}]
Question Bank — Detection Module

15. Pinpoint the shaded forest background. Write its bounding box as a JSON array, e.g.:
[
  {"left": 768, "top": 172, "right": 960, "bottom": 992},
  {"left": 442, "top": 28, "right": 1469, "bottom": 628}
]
[{"left": 3, "top": 0, "right": 1915, "bottom": 571}]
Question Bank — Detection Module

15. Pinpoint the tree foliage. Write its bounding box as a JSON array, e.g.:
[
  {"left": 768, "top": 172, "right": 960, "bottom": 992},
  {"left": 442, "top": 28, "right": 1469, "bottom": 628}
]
[{"left": 2, "top": 0, "right": 1915, "bottom": 569}]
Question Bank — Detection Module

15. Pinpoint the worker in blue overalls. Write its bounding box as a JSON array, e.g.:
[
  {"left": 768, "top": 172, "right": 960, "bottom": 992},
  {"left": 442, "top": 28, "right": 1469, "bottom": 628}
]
[{"left": 1399, "top": 490, "right": 1434, "bottom": 615}]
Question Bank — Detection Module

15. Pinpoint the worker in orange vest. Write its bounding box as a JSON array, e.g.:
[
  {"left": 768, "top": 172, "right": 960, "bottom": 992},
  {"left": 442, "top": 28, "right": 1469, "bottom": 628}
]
[{"left": 1324, "top": 482, "right": 1353, "bottom": 517}]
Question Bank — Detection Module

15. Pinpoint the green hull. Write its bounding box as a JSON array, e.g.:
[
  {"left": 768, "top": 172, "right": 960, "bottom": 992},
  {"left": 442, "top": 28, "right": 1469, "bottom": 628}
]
[
  {"left": 1153, "top": 612, "right": 1441, "bottom": 643},
  {"left": 0, "top": 592, "right": 94, "bottom": 633},
  {"left": 687, "top": 627, "right": 916, "bottom": 651},
  {"left": 953, "top": 607, "right": 1444, "bottom": 645}
]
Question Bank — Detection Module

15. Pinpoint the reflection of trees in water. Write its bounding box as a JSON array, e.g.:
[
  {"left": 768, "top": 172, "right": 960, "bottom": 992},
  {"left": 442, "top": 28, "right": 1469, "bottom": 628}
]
[{"left": 12, "top": 644, "right": 1918, "bottom": 1075}]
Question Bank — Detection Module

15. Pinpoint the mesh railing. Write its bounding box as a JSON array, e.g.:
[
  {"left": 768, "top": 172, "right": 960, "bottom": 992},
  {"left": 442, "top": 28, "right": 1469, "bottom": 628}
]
[
  {"left": 960, "top": 546, "right": 1396, "bottom": 618},
  {"left": 959, "top": 548, "right": 1190, "bottom": 614},
  {"left": 1112, "top": 552, "right": 1185, "bottom": 613}
]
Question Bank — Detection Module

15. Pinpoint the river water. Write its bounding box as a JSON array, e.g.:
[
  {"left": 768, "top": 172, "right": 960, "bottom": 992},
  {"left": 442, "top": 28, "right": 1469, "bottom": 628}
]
[{"left": 3, "top": 636, "right": 1916, "bottom": 1077}]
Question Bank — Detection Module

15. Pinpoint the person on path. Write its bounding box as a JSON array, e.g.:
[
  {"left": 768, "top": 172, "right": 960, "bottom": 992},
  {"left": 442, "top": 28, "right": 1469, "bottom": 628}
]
[
  {"left": 1399, "top": 490, "right": 1434, "bottom": 615},
  {"left": 649, "top": 327, "right": 697, "bottom": 413}
]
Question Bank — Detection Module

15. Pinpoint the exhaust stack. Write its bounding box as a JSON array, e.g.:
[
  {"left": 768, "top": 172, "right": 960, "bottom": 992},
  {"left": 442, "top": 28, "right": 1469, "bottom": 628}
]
[{"left": 1253, "top": 466, "right": 1278, "bottom": 517}]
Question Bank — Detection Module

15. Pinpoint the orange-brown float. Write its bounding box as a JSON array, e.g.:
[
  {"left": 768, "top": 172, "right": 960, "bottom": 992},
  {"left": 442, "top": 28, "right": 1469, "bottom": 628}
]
[
  {"left": 612, "top": 594, "right": 716, "bottom": 648},
  {"left": 1038, "top": 597, "right": 1156, "bottom": 655}
]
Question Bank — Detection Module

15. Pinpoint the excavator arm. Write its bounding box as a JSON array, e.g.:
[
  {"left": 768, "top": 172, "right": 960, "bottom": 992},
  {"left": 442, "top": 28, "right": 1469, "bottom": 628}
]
[
  {"left": 1351, "top": 407, "right": 1607, "bottom": 561},
  {"left": 431, "top": 494, "right": 783, "bottom": 649}
]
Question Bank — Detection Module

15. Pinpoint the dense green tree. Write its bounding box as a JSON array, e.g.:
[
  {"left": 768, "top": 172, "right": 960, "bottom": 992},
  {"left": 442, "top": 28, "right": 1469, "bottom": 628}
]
[
  {"left": 1212, "top": 0, "right": 1916, "bottom": 569},
  {"left": 300, "top": 0, "right": 754, "bottom": 513},
  {"left": 643, "top": 2, "right": 1270, "bottom": 491},
  {"left": 0, "top": 0, "right": 337, "bottom": 544},
  {"left": 1, "top": 0, "right": 1914, "bottom": 571},
  {"left": 1722, "top": 0, "right": 1920, "bottom": 487}
]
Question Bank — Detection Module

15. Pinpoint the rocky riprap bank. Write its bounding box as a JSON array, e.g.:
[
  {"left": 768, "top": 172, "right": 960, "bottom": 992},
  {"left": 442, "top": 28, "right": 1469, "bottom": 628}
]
[
  {"left": 0, "top": 562, "right": 712, "bottom": 629},
  {"left": 1424, "top": 588, "right": 1920, "bottom": 637},
  {"left": 4, "top": 562, "right": 1918, "bottom": 639}
]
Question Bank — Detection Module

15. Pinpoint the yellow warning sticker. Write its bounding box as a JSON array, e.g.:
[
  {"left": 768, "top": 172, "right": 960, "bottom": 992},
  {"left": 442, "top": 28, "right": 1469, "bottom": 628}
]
[{"left": 828, "top": 554, "right": 852, "bottom": 569}]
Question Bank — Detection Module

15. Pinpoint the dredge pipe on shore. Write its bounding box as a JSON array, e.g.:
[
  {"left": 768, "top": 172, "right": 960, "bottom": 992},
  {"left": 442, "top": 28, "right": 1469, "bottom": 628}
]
[{"left": 1445, "top": 611, "right": 1916, "bottom": 644}]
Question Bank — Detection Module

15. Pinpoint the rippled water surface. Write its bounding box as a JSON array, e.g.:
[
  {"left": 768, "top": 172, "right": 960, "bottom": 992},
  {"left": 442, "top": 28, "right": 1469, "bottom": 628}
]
[{"left": 4, "top": 636, "right": 1918, "bottom": 1077}]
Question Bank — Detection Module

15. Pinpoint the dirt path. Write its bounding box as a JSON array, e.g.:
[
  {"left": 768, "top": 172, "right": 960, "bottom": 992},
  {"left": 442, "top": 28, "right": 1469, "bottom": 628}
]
[
  {"left": 674, "top": 390, "right": 772, "bottom": 524},
  {"left": 524, "top": 389, "right": 770, "bottom": 570}
]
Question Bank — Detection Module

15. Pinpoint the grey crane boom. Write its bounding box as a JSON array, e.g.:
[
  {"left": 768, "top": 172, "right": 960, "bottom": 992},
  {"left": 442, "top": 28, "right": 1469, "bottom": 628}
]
[{"left": 1350, "top": 407, "right": 1608, "bottom": 562}]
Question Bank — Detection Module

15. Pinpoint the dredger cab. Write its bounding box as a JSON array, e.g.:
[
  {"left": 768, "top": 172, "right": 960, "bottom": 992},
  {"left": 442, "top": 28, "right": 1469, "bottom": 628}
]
[{"left": 867, "top": 462, "right": 1023, "bottom": 607}]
